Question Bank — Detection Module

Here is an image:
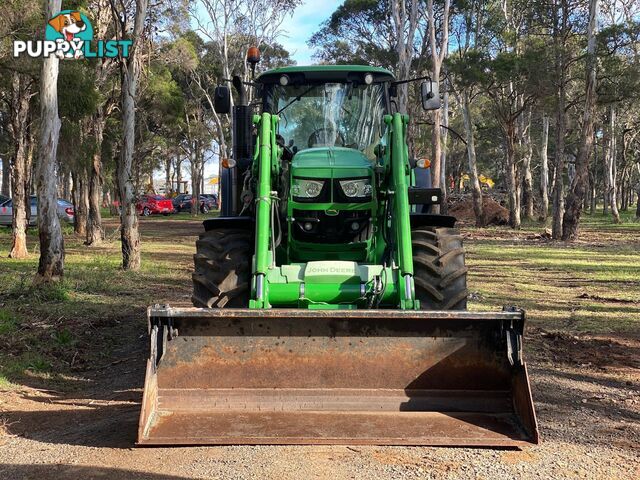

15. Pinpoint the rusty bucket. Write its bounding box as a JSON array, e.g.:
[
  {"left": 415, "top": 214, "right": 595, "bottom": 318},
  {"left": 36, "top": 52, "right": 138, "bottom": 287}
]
[{"left": 138, "top": 306, "right": 538, "bottom": 446}]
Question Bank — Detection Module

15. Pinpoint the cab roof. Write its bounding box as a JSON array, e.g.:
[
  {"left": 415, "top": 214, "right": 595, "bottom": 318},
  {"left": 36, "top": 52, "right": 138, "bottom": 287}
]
[{"left": 256, "top": 65, "right": 395, "bottom": 85}]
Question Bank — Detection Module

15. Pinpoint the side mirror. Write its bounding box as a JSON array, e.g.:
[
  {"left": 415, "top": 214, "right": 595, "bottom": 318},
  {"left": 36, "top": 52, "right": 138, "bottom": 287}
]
[
  {"left": 421, "top": 81, "right": 440, "bottom": 110},
  {"left": 214, "top": 86, "right": 231, "bottom": 114}
]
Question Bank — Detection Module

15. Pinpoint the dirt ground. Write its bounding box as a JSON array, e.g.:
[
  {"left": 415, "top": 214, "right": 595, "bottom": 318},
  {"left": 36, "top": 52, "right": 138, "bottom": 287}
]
[{"left": 1, "top": 217, "right": 639, "bottom": 479}]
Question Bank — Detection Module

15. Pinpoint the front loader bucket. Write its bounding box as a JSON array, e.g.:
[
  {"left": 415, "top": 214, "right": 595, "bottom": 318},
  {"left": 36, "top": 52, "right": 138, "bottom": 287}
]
[{"left": 138, "top": 306, "right": 538, "bottom": 446}]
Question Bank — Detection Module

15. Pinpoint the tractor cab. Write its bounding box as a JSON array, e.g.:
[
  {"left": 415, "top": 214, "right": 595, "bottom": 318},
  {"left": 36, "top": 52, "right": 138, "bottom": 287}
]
[{"left": 257, "top": 66, "right": 393, "bottom": 159}]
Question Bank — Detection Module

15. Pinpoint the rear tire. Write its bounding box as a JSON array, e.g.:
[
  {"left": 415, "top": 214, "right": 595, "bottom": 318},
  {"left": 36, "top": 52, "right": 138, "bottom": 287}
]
[
  {"left": 192, "top": 228, "right": 252, "bottom": 308},
  {"left": 411, "top": 227, "right": 468, "bottom": 310}
]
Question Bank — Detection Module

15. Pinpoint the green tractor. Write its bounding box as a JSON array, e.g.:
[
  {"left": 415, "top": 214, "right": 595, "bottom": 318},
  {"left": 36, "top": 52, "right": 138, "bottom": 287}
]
[{"left": 138, "top": 62, "right": 538, "bottom": 446}]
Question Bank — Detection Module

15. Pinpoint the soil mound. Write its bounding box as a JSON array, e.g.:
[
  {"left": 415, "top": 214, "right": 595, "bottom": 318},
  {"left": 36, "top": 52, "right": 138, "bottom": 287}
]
[{"left": 449, "top": 196, "right": 510, "bottom": 226}]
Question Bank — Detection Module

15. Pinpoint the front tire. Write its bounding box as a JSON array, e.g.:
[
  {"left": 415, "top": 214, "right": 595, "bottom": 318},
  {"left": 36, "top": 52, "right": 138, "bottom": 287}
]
[
  {"left": 411, "top": 227, "right": 468, "bottom": 310},
  {"left": 142, "top": 207, "right": 151, "bottom": 217},
  {"left": 192, "top": 228, "right": 252, "bottom": 308}
]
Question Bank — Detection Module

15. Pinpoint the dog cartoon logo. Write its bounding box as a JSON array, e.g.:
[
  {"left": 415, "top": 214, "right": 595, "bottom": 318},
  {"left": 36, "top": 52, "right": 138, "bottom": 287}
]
[{"left": 45, "top": 10, "right": 93, "bottom": 59}]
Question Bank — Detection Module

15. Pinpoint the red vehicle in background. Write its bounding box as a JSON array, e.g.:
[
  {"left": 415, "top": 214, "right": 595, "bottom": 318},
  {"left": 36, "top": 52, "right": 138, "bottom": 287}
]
[{"left": 136, "top": 195, "right": 174, "bottom": 216}]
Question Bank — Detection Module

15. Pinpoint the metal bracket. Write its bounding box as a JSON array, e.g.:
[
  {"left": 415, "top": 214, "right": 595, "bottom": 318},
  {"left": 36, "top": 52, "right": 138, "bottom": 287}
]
[{"left": 502, "top": 306, "right": 525, "bottom": 366}]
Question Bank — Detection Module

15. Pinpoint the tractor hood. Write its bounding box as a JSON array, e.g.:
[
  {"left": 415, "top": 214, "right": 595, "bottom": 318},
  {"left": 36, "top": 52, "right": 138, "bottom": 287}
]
[{"left": 291, "top": 147, "right": 373, "bottom": 179}]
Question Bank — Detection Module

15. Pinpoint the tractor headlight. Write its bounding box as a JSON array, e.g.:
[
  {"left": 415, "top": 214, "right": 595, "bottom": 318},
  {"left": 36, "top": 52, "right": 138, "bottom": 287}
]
[
  {"left": 339, "top": 179, "right": 372, "bottom": 198},
  {"left": 291, "top": 178, "right": 325, "bottom": 199}
]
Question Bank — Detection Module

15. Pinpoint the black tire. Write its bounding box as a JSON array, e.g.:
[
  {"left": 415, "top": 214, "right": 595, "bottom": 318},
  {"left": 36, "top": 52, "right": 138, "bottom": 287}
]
[
  {"left": 142, "top": 207, "right": 151, "bottom": 217},
  {"left": 201, "top": 204, "right": 209, "bottom": 214},
  {"left": 192, "top": 228, "right": 252, "bottom": 308},
  {"left": 411, "top": 226, "right": 468, "bottom": 310}
]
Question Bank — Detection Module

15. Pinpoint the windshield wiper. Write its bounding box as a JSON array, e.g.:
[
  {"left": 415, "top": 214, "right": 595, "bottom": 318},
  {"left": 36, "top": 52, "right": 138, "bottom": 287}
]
[{"left": 276, "top": 86, "right": 316, "bottom": 115}]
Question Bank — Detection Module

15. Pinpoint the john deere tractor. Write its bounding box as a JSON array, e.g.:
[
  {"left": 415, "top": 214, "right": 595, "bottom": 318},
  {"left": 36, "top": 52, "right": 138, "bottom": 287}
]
[{"left": 138, "top": 63, "right": 538, "bottom": 447}]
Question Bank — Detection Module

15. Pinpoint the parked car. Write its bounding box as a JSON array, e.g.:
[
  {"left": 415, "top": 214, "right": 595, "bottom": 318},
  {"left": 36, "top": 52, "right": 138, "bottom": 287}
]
[
  {"left": 0, "top": 196, "right": 74, "bottom": 226},
  {"left": 200, "top": 194, "right": 219, "bottom": 210},
  {"left": 136, "top": 195, "right": 175, "bottom": 216},
  {"left": 0, "top": 194, "right": 9, "bottom": 206},
  {"left": 172, "top": 194, "right": 214, "bottom": 213}
]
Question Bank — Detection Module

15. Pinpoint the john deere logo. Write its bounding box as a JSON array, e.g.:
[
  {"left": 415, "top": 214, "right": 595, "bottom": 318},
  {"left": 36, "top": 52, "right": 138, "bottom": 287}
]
[{"left": 13, "top": 10, "right": 131, "bottom": 59}]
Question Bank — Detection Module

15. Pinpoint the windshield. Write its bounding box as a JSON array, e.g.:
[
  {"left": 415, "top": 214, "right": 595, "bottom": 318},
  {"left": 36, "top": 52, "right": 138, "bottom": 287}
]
[{"left": 272, "top": 83, "right": 386, "bottom": 159}]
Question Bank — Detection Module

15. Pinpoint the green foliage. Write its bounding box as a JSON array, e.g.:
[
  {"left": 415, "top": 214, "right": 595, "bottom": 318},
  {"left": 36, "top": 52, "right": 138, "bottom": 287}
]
[
  {"left": 308, "top": 0, "right": 396, "bottom": 67},
  {"left": 58, "top": 62, "right": 99, "bottom": 119},
  {"left": 597, "top": 21, "right": 640, "bottom": 105},
  {"left": 145, "top": 66, "right": 185, "bottom": 123},
  {"left": 447, "top": 49, "right": 489, "bottom": 88}
]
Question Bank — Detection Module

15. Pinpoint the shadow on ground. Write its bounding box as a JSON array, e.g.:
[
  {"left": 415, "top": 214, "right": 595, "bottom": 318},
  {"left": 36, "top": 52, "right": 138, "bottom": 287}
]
[{"left": 0, "top": 464, "right": 195, "bottom": 480}]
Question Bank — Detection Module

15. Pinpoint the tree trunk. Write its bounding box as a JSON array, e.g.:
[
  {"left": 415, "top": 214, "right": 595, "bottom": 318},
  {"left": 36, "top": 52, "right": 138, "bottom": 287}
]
[
  {"left": 165, "top": 157, "right": 172, "bottom": 194},
  {"left": 61, "top": 170, "right": 71, "bottom": 200},
  {"left": 551, "top": 0, "right": 569, "bottom": 239},
  {"left": 426, "top": 0, "right": 450, "bottom": 195},
  {"left": 606, "top": 105, "right": 621, "bottom": 223},
  {"left": 116, "top": 0, "right": 148, "bottom": 270},
  {"left": 590, "top": 173, "right": 596, "bottom": 214},
  {"left": 73, "top": 171, "right": 89, "bottom": 236},
  {"left": 461, "top": 90, "right": 484, "bottom": 226},
  {"left": 190, "top": 149, "right": 200, "bottom": 216},
  {"left": 539, "top": 115, "right": 550, "bottom": 220},
  {"left": 504, "top": 125, "right": 520, "bottom": 229},
  {"left": 8, "top": 73, "right": 32, "bottom": 259},
  {"left": 86, "top": 111, "right": 105, "bottom": 246},
  {"left": 85, "top": 1, "right": 112, "bottom": 246},
  {"left": 119, "top": 71, "right": 141, "bottom": 269},
  {"left": 176, "top": 159, "right": 183, "bottom": 193},
  {"left": 35, "top": 0, "right": 65, "bottom": 281},
  {"left": 1, "top": 157, "right": 10, "bottom": 196},
  {"left": 562, "top": 0, "right": 598, "bottom": 239},
  {"left": 390, "top": 0, "right": 419, "bottom": 114},
  {"left": 551, "top": 91, "right": 566, "bottom": 239},
  {"left": 439, "top": 79, "right": 449, "bottom": 214},
  {"left": 522, "top": 108, "right": 534, "bottom": 220}
]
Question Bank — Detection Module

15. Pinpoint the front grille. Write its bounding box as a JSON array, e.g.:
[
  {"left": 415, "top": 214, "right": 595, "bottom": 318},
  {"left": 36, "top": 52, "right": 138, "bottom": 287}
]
[{"left": 292, "top": 209, "right": 372, "bottom": 244}]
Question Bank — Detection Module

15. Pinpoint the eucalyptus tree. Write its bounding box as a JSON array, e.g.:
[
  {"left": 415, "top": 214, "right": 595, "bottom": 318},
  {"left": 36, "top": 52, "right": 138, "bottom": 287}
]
[
  {"left": 596, "top": 3, "right": 640, "bottom": 223},
  {"left": 562, "top": 0, "right": 599, "bottom": 239},
  {"left": 425, "top": 0, "right": 451, "bottom": 192},
  {"left": 86, "top": 0, "right": 119, "bottom": 246},
  {"left": 481, "top": 42, "right": 544, "bottom": 228},
  {"left": 308, "top": 0, "right": 396, "bottom": 67},
  {"left": 35, "top": 0, "right": 64, "bottom": 281},
  {"left": 0, "top": 0, "right": 41, "bottom": 258},
  {"left": 110, "top": 0, "right": 150, "bottom": 270},
  {"left": 447, "top": 0, "right": 498, "bottom": 226}
]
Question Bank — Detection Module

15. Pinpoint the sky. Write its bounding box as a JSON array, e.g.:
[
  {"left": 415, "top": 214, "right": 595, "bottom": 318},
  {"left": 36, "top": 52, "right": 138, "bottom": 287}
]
[{"left": 280, "top": 0, "right": 342, "bottom": 65}]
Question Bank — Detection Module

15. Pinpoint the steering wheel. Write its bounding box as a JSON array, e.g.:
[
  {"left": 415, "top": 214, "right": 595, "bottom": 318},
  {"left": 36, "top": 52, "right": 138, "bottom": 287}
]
[{"left": 307, "top": 128, "right": 345, "bottom": 148}]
